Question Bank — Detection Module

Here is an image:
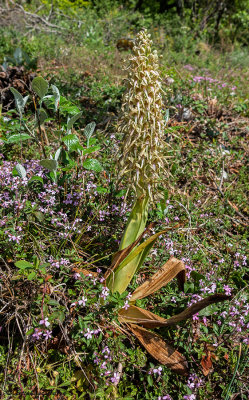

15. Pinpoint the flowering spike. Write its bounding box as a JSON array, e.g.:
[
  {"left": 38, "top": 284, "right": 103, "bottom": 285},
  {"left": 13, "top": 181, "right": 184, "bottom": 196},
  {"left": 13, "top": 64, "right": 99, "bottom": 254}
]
[{"left": 118, "top": 29, "right": 166, "bottom": 201}]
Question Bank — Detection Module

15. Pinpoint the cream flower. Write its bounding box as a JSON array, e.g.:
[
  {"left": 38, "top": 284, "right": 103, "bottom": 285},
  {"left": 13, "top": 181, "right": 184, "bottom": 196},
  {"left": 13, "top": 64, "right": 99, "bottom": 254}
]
[{"left": 118, "top": 29, "right": 166, "bottom": 201}]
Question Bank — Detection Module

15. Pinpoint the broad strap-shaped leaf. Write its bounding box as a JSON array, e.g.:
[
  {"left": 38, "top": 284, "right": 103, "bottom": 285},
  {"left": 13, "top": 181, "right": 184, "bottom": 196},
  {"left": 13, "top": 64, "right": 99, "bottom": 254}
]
[
  {"left": 117, "top": 229, "right": 169, "bottom": 271},
  {"left": 130, "top": 257, "right": 186, "bottom": 302},
  {"left": 106, "top": 195, "right": 150, "bottom": 293},
  {"left": 119, "top": 294, "right": 231, "bottom": 329},
  {"left": 107, "top": 227, "right": 167, "bottom": 293},
  {"left": 153, "top": 293, "right": 231, "bottom": 328},
  {"left": 129, "top": 324, "right": 189, "bottom": 376},
  {"left": 104, "top": 222, "right": 155, "bottom": 281},
  {"left": 119, "top": 195, "right": 149, "bottom": 250},
  {"left": 106, "top": 224, "right": 181, "bottom": 294}
]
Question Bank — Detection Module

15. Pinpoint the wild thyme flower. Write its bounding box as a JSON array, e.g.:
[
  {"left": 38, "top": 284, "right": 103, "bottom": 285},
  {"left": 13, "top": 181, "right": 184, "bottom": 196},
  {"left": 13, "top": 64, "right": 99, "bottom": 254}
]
[
  {"left": 110, "top": 372, "right": 120, "bottom": 384},
  {"left": 39, "top": 317, "right": 50, "bottom": 327},
  {"left": 84, "top": 328, "right": 93, "bottom": 340},
  {"left": 43, "top": 330, "right": 52, "bottom": 340},
  {"left": 32, "top": 328, "right": 43, "bottom": 340},
  {"left": 117, "top": 29, "right": 166, "bottom": 201},
  {"left": 78, "top": 296, "right": 87, "bottom": 306}
]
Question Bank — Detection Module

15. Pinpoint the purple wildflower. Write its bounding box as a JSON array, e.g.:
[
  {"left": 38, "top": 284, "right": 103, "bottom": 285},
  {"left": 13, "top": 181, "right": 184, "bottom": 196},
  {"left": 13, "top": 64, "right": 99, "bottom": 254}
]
[
  {"left": 39, "top": 317, "right": 50, "bottom": 327},
  {"left": 32, "top": 328, "right": 43, "bottom": 340},
  {"left": 78, "top": 296, "right": 87, "bottom": 306},
  {"left": 43, "top": 330, "right": 52, "bottom": 340},
  {"left": 84, "top": 328, "right": 93, "bottom": 340},
  {"left": 110, "top": 372, "right": 119, "bottom": 384}
]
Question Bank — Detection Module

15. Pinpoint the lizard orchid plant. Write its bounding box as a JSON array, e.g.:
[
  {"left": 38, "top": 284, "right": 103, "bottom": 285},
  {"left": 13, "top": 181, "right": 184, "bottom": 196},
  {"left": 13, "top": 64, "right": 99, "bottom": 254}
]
[{"left": 104, "top": 29, "right": 230, "bottom": 375}]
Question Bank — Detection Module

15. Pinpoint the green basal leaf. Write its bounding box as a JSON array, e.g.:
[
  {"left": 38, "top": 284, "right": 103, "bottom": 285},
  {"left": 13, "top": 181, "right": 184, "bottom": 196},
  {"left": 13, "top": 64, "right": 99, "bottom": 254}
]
[
  {"left": 10, "top": 87, "right": 25, "bottom": 115},
  {"left": 7, "top": 133, "right": 32, "bottom": 143},
  {"left": 67, "top": 111, "right": 82, "bottom": 132},
  {"left": 51, "top": 84, "right": 60, "bottom": 111},
  {"left": 83, "top": 158, "right": 103, "bottom": 172},
  {"left": 14, "top": 163, "right": 26, "bottom": 179},
  {"left": 31, "top": 76, "right": 49, "bottom": 99},
  {"left": 108, "top": 228, "right": 164, "bottom": 294},
  {"left": 82, "top": 145, "right": 101, "bottom": 155},
  {"left": 84, "top": 122, "right": 96, "bottom": 147},
  {"left": 62, "top": 134, "right": 83, "bottom": 152},
  {"left": 107, "top": 196, "right": 149, "bottom": 294},
  {"left": 40, "top": 159, "right": 58, "bottom": 172},
  {"left": 27, "top": 271, "right": 37, "bottom": 280},
  {"left": 15, "top": 260, "right": 34, "bottom": 269},
  {"left": 120, "top": 196, "right": 149, "bottom": 250},
  {"left": 28, "top": 175, "right": 44, "bottom": 185},
  {"left": 35, "top": 108, "right": 48, "bottom": 126}
]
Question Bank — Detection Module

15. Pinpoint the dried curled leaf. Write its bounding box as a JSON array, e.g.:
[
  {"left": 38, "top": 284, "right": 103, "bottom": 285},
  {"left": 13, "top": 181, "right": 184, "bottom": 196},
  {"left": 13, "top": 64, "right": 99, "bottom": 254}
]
[
  {"left": 157, "top": 294, "right": 231, "bottom": 328},
  {"left": 118, "top": 305, "right": 166, "bottom": 327},
  {"left": 129, "top": 324, "right": 189, "bottom": 375},
  {"left": 119, "top": 294, "right": 231, "bottom": 329},
  {"left": 130, "top": 257, "right": 186, "bottom": 302},
  {"left": 201, "top": 351, "right": 213, "bottom": 376}
]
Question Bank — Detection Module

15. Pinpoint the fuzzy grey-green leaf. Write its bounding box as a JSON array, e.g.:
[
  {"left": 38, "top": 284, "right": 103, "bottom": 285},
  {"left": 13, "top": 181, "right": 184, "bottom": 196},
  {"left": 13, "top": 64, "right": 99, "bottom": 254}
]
[
  {"left": 32, "top": 76, "right": 49, "bottom": 99},
  {"left": 40, "top": 159, "right": 58, "bottom": 172},
  {"left": 83, "top": 158, "right": 103, "bottom": 172}
]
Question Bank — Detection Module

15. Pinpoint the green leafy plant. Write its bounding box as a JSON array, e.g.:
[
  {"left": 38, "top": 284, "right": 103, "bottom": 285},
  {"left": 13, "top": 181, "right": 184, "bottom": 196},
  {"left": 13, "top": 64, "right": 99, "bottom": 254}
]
[
  {"left": 2, "top": 47, "right": 37, "bottom": 70},
  {"left": 104, "top": 29, "right": 231, "bottom": 374},
  {"left": 7, "top": 77, "right": 103, "bottom": 180}
]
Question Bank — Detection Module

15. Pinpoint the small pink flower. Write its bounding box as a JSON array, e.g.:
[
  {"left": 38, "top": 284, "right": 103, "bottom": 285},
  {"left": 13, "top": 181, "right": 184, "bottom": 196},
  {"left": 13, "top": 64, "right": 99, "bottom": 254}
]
[
  {"left": 78, "top": 296, "right": 87, "bottom": 306},
  {"left": 111, "top": 372, "right": 119, "bottom": 384},
  {"left": 39, "top": 317, "right": 50, "bottom": 327},
  {"left": 223, "top": 285, "right": 232, "bottom": 296},
  {"left": 84, "top": 328, "right": 93, "bottom": 340},
  {"left": 122, "top": 300, "right": 130, "bottom": 310},
  {"left": 192, "top": 313, "right": 199, "bottom": 322},
  {"left": 43, "top": 330, "right": 52, "bottom": 340}
]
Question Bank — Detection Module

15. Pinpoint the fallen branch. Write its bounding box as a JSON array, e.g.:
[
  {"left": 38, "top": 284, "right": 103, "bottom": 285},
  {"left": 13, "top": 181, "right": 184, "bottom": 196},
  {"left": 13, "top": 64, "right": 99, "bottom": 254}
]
[{"left": 8, "top": 0, "right": 66, "bottom": 30}]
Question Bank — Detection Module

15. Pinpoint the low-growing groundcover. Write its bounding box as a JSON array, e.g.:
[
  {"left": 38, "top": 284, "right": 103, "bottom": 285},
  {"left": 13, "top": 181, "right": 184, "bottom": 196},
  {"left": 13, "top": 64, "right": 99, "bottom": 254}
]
[{"left": 0, "top": 9, "right": 249, "bottom": 400}]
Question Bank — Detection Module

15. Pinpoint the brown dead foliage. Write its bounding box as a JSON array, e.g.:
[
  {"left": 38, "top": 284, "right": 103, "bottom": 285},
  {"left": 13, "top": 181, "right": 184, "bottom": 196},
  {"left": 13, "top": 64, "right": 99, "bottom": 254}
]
[
  {"left": 129, "top": 324, "right": 189, "bottom": 375},
  {"left": 0, "top": 65, "right": 35, "bottom": 111}
]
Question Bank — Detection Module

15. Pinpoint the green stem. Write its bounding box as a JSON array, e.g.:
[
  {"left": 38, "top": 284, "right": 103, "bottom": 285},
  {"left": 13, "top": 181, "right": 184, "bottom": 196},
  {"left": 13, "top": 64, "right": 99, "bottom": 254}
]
[{"left": 224, "top": 343, "right": 242, "bottom": 400}]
